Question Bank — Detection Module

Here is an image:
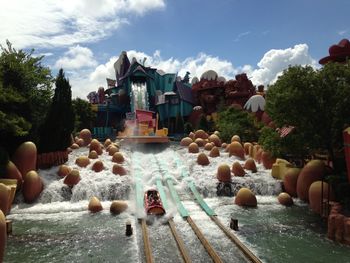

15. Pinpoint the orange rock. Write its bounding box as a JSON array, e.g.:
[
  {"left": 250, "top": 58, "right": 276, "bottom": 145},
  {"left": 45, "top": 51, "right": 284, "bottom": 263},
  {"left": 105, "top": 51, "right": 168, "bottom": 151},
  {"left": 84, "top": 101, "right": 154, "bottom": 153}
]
[
  {"left": 22, "top": 171, "right": 43, "bottom": 203},
  {"left": 0, "top": 184, "right": 10, "bottom": 215},
  {"left": 278, "top": 192, "right": 293, "bottom": 206},
  {"left": 235, "top": 188, "right": 257, "bottom": 207},
  {"left": 231, "top": 135, "right": 241, "bottom": 143},
  {"left": 244, "top": 142, "right": 253, "bottom": 156},
  {"left": 108, "top": 146, "right": 119, "bottom": 156},
  {"left": 79, "top": 129, "right": 92, "bottom": 146},
  {"left": 197, "top": 153, "right": 210, "bottom": 165},
  {"left": 214, "top": 131, "right": 220, "bottom": 136},
  {"left": 244, "top": 158, "right": 257, "bottom": 173},
  {"left": 104, "top": 138, "right": 112, "bottom": 148},
  {"left": 112, "top": 164, "right": 127, "bottom": 176},
  {"left": 194, "top": 138, "right": 205, "bottom": 147},
  {"left": 90, "top": 139, "right": 102, "bottom": 155},
  {"left": 71, "top": 143, "right": 79, "bottom": 149},
  {"left": 110, "top": 200, "right": 128, "bottom": 215},
  {"left": 12, "top": 141, "right": 37, "bottom": 179},
  {"left": 283, "top": 168, "right": 301, "bottom": 197},
  {"left": 5, "top": 161, "right": 23, "bottom": 189},
  {"left": 88, "top": 196, "right": 103, "bottom": 213},
  {"left": 221, "top": 142, "right": 228, "bottom": 149},
  {"left": 217, "top": 164, "right": 231, "bottom": 182},
  {"left": 180, "top": 137, "right": 193, "bottom": 146},
  {"left": 228, "top": 142, "right": 245, "bottom": 159},
  {"left": 88, "top": 150, "right": 98, "bottom": 159},
  {"left": 92, "top": 160, "right": 104, "bottom": 172},
  {"left": 75, "top": 156, "right": 90, "bottom": 167},
  {"left": 208, "top": 134, "right": 221, "bottom": 147},
  {"left": 64, "top": 169, "right": 81, "bottom": 187},
  {"left": 76, "top": 138, "right": 85, "bottom": 147},
  {"left": 209, "top": 147, "right": 220, "bottom": 157},
  {"left": 0, "top": 210, "right": 6, "bottom": 262},
  {"left": 195, "top": 129, "right": 208, "bottom": 139},
  {"left": 204, "top": 143, "right": 214, "bottom": 151},
  {"left": 309, "top": 181, "right": 334, "bottom": 215},
  {"left": 261, "top": 151, "right": 276, "bottom": 169},
  {"left": 188, "top": 132, "right": 195, "bottom": 141},
  {"left": 112, "top": 152, "right": 125, "bottom": 163},
  {"left": 57, "top": 165, "right": 72, "bottom": 177},
  {"left": 188, "top": 143, "right": 199, "bottom": 153},
  {"left": 297, "top": 160, "right": 325, "bottom": 202},
  {"left": 232, "top": 162, "right": 245, "bottom": 177}
]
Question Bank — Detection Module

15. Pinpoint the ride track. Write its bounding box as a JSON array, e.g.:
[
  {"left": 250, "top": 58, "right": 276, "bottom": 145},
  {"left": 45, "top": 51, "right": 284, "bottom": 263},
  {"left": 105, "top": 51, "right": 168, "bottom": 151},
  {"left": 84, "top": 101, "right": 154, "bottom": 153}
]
[{"left": 131, "top": 149, "right": 261, "bottom": 263}]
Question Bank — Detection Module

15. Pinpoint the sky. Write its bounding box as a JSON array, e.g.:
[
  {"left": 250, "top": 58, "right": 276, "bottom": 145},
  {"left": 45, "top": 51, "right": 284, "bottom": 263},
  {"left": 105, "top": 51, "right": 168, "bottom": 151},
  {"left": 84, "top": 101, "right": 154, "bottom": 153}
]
[{"left": 0, "top": 0, "right": 349, "bottom": 98}]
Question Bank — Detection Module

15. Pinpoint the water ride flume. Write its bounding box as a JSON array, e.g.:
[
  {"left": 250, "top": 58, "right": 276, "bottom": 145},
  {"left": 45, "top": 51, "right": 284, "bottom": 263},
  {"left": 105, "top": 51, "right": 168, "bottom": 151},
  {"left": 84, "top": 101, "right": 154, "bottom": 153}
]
[
  {"left": 144, "top": 189, "right": 166, "bottom": 216},
  {"left": 117, "top": 111, "right": 169, "bottom": 144}
]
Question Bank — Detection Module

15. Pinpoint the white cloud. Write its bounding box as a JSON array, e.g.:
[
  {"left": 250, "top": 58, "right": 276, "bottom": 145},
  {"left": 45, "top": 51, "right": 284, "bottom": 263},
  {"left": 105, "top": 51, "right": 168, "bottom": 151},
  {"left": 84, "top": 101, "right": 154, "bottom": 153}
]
[
  {"left": 0, "top": 0, "right": 165, "bottom": 49},
  {"left": 234, "top": 31, "right": 251, "bottom": 42},
  {"left": 68, "top": 44, "right": 317, "bottom": 98},
  {"left": 249, "top": 44, "right": 318, "bottom": 85},
  {"left": 54, "top": 45, "right": 97, "bottom": 70},
  {"left": 338, "top": 30, "right": 347, "bottom": 36}
]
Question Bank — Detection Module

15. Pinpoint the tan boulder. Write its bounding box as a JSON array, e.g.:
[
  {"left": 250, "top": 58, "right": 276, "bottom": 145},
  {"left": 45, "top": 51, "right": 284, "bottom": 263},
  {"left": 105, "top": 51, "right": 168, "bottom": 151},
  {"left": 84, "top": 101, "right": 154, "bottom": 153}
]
[
  {"left": 194, "top": 138, "right": 205, "bottom": 147},
  {"left": 88, "top": 196, "right": 103, "bottom": 213},
  {"left": 188, "top": 132, "right": 195, "bottom": 141},
  {"left": 79, "top": 129, "right": 92, "bottom": 145},
  {"left": 244, "top": 158, "right": 257, "bottom": 173},
  {"left": 197, "top": 153, "right": 210, "bottom": 166},
  {"left": 204, "top": 143, "right": 213, "bottom": 151},
  {"left": 180, "top": 137, "right": 193, "bottom": 146},
  {"left": 221, "top": 142, "right": 228, "bottom": 149},
  {"left": 0, "top": 210, "right": 6, "bottom": 262},
  {"left": 71, "top": 143, "right": 79, "bottom": 149},
  {"left": 283, "top": 168, "right": 301, "bottom": 197},
  {"left": 104, "top": 138, "right": 112, "bottom": 148},
  {"left": 112, "top": 152, "right": 125, "bottom": 163},
  {"left": 235, "top": 188, "right": 257, "bottom": 207},
  {"left": 195, "top": 129, "right": 208, "bottom": 139},
  {"left": 112, "top": 164, "right": 127, "bottom": 176},
  {"left": 232, "top": 162, "right": 245, "bottom": 177},
  {"left": 271, "top": 159, "right": 293, "bottom": 179},
  {"left": 90, "top": 139, "right": 102, "bottom": 155},
  {"left": 244, "top": 142, "right": 253, "bottom": 156},
  {"left": 76, "top": 138, "right": 85, "bottom": 147},
  {"left": 214, "top": 131, "right": 220, "bottom": 136},
  {"left": 5, "top": 161, "right": 23, "bottom": 189},
  {"left": 188, "top": 143, "right": 199, "bottom": 153},
  {"left": 217, "top": 164, "right": 232, "bottom": 182},
  {"left": 110, "top": 200, "right": 128, "bottom": 215},
  {"left": 209, "top": 146, "right": 220, "bottom": 157},
  {"left": 88, "top": 150, "right": 98, "bottom": 159},
  {"left": 64, "top": 169, "right": 81, "bottom": 187},
  {"left": 297, "top": 160, "right": 325, "bottom": 202},
  {"left": 57, "top": 165, "right": 72, "bottom": 177},
  {"left": 12, "top": 141, "right": 37, "bottom": 179},
  {"left": 108, "top": 146, "right": 119, "bottom": 156},
  {"left": 22, "top": 171, "right": 43, "bottom": 203},
  {"left": 278, "top": 192, "right": 293, "bottom": 206},
  {"left": 231, "top": 135, "right": 241, "bottom": 143},
  {"left": 75, "top": 156, "right": 90, "bottom": 167},
  {"left": 309, "top": 181, "right": 334, "bottom": 215},
  {"left": 228, "top": 142, "right": 245, "bottom": 159},
  {"left": 92, "top": 160, "right": 104, "bottom": 173},
  {"left": 208, "top": 134, "right": 221, "bottom": 147},
  {"left": 261, "top": 151, "right": 276, "bottom": 169}
]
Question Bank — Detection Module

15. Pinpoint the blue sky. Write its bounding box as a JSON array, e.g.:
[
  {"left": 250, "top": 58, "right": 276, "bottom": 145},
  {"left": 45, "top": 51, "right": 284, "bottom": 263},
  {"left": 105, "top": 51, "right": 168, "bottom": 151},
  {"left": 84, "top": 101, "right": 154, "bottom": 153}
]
[{"left": 0, "top": 0, "right": 349, "bottom": 97}]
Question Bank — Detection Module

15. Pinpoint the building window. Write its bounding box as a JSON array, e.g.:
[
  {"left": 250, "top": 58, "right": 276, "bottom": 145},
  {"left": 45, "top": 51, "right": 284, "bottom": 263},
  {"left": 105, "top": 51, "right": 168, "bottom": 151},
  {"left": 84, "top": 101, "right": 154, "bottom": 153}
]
[{"left": 170, "top": 97, "right": 179, "bottom": 104}]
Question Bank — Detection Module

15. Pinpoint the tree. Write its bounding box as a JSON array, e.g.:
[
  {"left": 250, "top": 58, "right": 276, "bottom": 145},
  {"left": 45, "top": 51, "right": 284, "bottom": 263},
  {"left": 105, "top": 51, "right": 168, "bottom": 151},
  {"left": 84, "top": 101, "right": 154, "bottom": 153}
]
[
  {"left": 39, "top": 69, "right": 74, "bottom": 153},
  {"left": 72, "top": 98, "right": 96, "bottom": 132},
  {"left": 0, "top": 40, "right": 53, "bottom": 157},
  {"left": 216, "top": 106, "right": 261, "bottom": 143},
  {"left": 265, "top": 63, "right": 350, "bottom": 171},
  {"left": 197, "top": 114, "right": 209, "bottom": 131}
]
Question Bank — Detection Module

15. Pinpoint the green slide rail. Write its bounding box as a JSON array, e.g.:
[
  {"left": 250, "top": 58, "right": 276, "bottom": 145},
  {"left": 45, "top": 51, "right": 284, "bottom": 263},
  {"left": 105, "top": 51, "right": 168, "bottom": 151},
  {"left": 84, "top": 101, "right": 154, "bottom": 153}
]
[
  {"left": 132, "top": 152, "right": 145, "bottom": 218},
  {"left": 174, "top": 154, "right": 216, "bottom": 216}
]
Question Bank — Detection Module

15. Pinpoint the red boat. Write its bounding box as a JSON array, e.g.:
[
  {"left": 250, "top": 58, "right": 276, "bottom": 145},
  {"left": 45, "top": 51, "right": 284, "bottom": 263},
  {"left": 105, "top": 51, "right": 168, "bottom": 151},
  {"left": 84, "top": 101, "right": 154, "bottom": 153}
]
[{"left": 144, "top": 189, "right": 166, "bottom": 215}]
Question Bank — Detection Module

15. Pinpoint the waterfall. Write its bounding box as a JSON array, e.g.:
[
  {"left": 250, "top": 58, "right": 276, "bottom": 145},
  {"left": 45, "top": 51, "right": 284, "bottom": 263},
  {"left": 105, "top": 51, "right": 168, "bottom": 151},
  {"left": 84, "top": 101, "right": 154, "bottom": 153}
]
[{"left": 131, "top": 82, "right": 147, "bottom": 110}]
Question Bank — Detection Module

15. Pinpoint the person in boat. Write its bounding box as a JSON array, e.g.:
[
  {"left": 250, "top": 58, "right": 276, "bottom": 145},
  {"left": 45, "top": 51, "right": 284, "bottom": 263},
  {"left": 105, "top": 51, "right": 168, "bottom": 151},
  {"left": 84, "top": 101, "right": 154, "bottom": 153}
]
[{"left": 148, "top": 191, "right": 160, "bottom": 205}]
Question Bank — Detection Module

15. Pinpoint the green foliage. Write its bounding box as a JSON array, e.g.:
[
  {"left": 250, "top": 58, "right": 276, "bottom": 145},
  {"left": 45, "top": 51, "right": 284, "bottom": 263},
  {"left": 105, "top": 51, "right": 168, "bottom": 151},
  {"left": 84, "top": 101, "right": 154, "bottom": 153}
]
[
  {"left": 216, "top": 106, "right": 260, "bottom": 143},
  {"left": 184, "top": 122, "right": 193, "bottom": 134},
  {"left": 175, "top": 113, "right": 185, "bottom": 134},
  {"left": 197, "top": 114, "right": 209, "bottom": 131},
  {"left": 0, "top": 41, "right": 53, "bottom": 156},
  {"left": 266, "top": 63, "right": 350, "bottom": 168},
  {"left": 39, "top": 69, "right": 74, "bottom": 153},
  {"left": 72, "top": 98, "right": 96, "bottom": 132}
]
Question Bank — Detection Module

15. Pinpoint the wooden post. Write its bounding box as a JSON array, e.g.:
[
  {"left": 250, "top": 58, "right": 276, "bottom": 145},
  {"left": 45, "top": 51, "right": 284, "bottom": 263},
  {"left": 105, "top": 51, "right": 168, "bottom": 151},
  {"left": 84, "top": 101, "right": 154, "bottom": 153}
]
[{"left": 343, "top": 127, "right": 350, "bottom": 183}]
